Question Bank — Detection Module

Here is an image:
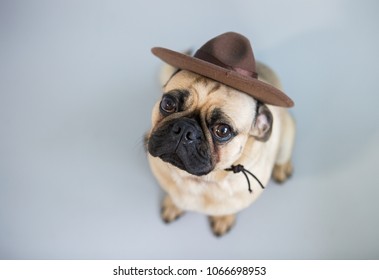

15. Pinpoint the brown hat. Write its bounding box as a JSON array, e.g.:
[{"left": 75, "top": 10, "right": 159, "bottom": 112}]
[{"left": 152, "top": 32, "right": 294, "bottom": 107}]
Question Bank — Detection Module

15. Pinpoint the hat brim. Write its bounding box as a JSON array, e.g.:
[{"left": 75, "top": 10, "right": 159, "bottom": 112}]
[{"left": 152, "top": 47, "right": 294, "bottom": 108}]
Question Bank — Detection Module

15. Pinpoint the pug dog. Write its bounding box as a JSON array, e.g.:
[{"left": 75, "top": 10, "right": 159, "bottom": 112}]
[{"left": 145, "top": 32, "right": 295, "bottom": 236}]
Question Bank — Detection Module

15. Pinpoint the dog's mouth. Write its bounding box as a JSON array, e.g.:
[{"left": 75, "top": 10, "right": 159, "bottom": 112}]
[
  {"left": 157, "top": 147, "right": 213, "bottom": 176},
  {"left": 150, "top": 141, "right": 213, "bottom": 176},
  {"left": 159, "top": 153, "right": 185, "bottom": 170}
]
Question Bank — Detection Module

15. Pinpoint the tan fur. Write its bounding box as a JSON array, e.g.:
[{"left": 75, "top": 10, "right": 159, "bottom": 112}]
[
  {"left": 161, "top": 195, "right": 184, "bottom": 223},
  {"left": 209, "top": 214, "right": 236, "bottom": 236},
  {"left": 272, "top": 161, "right": 293, "bottom": 183},
  {"left": 147, "top": 62, "right": 295, "bottom": 236}
]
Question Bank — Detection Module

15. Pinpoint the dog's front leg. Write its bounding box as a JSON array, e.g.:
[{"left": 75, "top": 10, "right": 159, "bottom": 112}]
[
  {"left": 209, "top": 214, "right": 236, "bottom": 236},
  {"left": 161, "top": 195, "right": 185, "bottom": 223}
]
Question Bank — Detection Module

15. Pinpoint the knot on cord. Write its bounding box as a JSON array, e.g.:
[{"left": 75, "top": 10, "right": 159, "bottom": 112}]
[{"left": 225, "top": 164, "right": 265, "bottom": 193}]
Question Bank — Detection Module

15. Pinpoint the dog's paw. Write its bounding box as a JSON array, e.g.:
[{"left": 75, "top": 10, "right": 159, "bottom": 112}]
[
  {"left": 272, "top": 160, "right": 293, "bottom": 184},
  {"left": 161, "top": 195, "right": 184, "bottom": 224},
  {"left": 209, "top": 214, "right": 236, "bottom": 237}
]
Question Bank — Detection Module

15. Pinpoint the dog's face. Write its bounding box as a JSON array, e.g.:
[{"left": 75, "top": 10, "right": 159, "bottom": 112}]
[{"left": 147, "top": 70, "right": 273, "bottom": 176}]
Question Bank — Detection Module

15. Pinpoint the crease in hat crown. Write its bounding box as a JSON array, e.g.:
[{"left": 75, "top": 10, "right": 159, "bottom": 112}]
[{"left": 151, "top": 32, "right": 294, "bottom": 108}]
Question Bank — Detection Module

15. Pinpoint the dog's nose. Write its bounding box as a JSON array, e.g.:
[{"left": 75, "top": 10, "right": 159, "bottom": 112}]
[{"left": 172, "top": 119, "right": 201, "bottom": 144}]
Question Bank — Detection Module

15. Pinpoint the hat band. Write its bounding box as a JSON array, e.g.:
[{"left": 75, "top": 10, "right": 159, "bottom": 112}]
[{"left": 194, "top": 49, "right": 258, "bottom": 79}]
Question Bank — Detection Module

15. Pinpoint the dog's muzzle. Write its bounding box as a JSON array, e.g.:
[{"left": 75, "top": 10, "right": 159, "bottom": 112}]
[{"left": 148, "top": 118, "right": 213, "bottom": 176}]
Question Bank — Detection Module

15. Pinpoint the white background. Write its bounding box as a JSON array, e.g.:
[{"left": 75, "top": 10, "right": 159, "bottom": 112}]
[
  {"left": 1, "top": 260, "right": 379, "bottom": 280},
  {"left": 1, "top": 0, "right": 378, "bottom": 259}
]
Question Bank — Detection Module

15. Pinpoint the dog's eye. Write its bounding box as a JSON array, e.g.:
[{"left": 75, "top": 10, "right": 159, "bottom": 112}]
[
  {"left": 211, "top": 123, "right": 233, "bottom": 142},
  {"left": 160, "top": 95, "right": 177, "bottom": 114}
]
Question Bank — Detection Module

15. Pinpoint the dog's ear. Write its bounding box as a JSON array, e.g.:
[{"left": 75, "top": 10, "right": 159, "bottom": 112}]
[
  {"left": 159, "top": 50, "right": 192, "bottom": 87},
  {"left": 160, "top": 64, "right": 180, "bottom": 87},
  {"left": 250, "top": 102, "right": 273, "bottom": 142}
]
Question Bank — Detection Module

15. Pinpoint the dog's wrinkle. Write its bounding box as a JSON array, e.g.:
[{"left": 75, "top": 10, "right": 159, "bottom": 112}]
[
  {"left": 207, "top": 82, "right": 221, "bottom": 96},
  {"left": 173, "top": 136, "right": 182, "bottom": 153}
]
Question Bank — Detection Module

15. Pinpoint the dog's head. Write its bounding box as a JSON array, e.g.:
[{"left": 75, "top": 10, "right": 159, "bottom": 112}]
[{"left": 146, "top": 70, "right": 273, "bottom": 176}]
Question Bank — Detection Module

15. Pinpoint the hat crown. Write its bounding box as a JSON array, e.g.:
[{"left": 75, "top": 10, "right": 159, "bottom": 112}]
[
  {"left": 194, "top": 32, "right": 257, "bottom": 77},
  {"left": 151, "top": 32, "right": 294, "bottom": 107}
]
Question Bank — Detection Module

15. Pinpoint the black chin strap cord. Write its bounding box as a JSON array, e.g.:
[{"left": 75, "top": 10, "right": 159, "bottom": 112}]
[{"left": 225, "top": 164, "right": 265, "bottom": 193}]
